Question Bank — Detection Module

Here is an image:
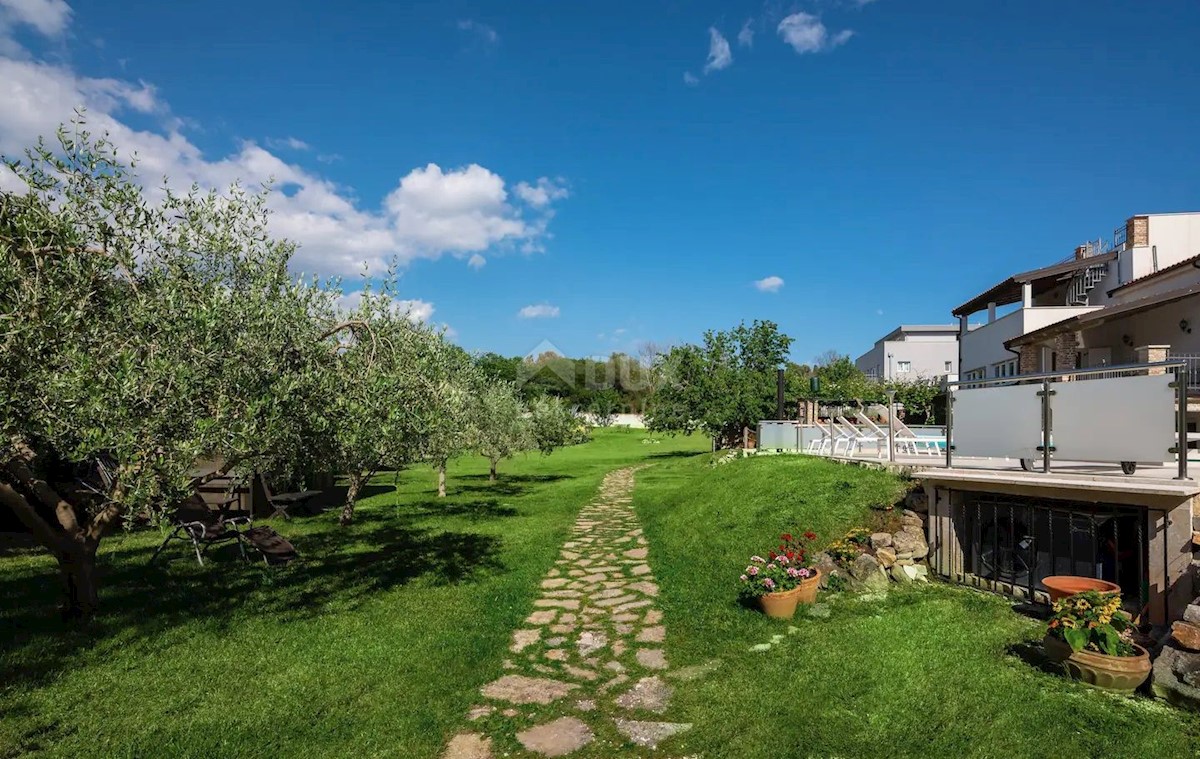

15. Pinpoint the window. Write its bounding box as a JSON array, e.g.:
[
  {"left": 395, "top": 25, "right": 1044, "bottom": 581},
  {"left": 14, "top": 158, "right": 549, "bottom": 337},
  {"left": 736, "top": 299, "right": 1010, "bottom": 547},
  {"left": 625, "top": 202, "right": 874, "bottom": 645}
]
[
  {"left": 896, "top": 361, "right": 912, "bottom": 373},
  {"left": 945, "top": 361, "right": 953, "bottom": 372}
]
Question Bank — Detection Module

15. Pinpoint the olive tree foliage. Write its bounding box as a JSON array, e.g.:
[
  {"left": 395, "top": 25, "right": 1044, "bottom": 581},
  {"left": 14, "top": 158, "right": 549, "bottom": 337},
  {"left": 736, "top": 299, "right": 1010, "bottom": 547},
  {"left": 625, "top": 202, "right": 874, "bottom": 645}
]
[
  {"left": 420, "top": 345, "right": 482, "bottom": 498},
  {"left": 528, "top": 395, "right": 586, "bottom": 454},
  {"left": 472, "top": 381, "right": 533, "bottom": 482},
  {"left": 0, "top": 124, "right": 335, "bottom": 620},
  {"left": 326, "top": 279, "right": 450, "bottom": 525},
  {"left": 647, "top": 320, "right": 793, "bottom": 448},
  {"left": 587, "top": 388, "right": 621, "bottom": 427}
]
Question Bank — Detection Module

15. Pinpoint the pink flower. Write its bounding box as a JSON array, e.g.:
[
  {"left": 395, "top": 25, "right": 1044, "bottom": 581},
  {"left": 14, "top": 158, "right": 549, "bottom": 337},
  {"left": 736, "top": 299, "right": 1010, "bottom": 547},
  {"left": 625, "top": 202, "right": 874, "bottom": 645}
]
[
  {"left": 767, "top": 563, "right": 777, "bottom": 571},
  {"left": 747, "top": 566, "right": 759, "bottom": 576},
  {"left": 740, "top": 574, "right": 748, "bottom": 582},
  {"left": 750, "top": 556, "right": 766, "bottom": 565},
  {"left": 798, "top": 568, "right": 810, "bottom": 578},
  {"left": 787, "top": 567, "right": 800, "bottom": 578},
  {"left": 778, "top": 555, "right": 790, "bottom": 565},
  {"left": 763, "top": 578, "right": 776, "bottom": 590}
]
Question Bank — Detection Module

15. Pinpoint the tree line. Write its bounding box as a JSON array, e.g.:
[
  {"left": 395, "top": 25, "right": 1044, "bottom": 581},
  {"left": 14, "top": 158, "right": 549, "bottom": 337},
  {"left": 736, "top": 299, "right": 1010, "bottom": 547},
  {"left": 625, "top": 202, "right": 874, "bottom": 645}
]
[
  {"left": 0, "top": 126, "right": 583, "bottom": 621},
  {"left": 644, "top": 321, "right": 945, "bottom": 447}
]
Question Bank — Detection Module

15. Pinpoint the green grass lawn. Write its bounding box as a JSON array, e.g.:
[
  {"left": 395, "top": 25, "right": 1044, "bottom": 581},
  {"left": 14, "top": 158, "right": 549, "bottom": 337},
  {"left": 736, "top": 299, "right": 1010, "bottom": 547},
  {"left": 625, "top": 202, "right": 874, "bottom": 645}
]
[
  {"left": 0, "top": 429, "right": 706, "bottom": 758},
  {"left": 3, "top": 434, "right": 1200, "bottom": 758}
]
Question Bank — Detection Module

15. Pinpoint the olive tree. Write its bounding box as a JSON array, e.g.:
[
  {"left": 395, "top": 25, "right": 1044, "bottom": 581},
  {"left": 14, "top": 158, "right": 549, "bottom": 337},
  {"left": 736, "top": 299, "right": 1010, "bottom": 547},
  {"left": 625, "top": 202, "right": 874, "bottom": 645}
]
[
  {"left": 473, "top": 381, "right": 532, "bottom": 482},
  {"left": 420, "top": 345, "right": 481, "bottom": 497},
  {"left": 588, "top": 388, "right": 621, "bottom": 427},
  {"left": 0, "top": 125, "right": 334, "bottom": 620},
  {"left": 325, "top": 281, "right": 445, "bottom": 525},
  {"left": 529, "top": 396, "right": 585, "bottom": 454}
]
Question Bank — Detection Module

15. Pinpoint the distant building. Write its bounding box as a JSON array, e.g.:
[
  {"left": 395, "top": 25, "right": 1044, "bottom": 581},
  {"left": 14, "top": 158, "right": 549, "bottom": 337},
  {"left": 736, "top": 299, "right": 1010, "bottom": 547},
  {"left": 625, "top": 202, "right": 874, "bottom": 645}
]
[{"left": 854, "top": 324, "right": 961, "bottom": 381}]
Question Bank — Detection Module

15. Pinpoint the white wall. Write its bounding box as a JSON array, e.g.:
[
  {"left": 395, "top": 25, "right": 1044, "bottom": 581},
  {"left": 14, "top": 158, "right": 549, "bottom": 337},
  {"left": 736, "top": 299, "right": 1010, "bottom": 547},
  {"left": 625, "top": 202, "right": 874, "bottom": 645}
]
[
  {"left": 855, "top": 342, "right": 886, "bottom": 378},
  {"left": 883, "top": 339, "right": 958, "bottom": 379},
  {"left": 1120, "top": 214, "right": 1200, "bottom": 283},
  {"left": 1148, "top": 214, "right": 1200, "bottom": 271},
  {"left": 960, "top": 306, "right": 1102, "bottom": 375}
]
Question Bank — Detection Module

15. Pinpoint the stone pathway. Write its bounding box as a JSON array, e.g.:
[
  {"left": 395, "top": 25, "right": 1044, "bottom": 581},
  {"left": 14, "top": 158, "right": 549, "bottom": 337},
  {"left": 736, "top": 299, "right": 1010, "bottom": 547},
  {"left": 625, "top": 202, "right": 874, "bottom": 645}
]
[{"left": 443, "top": 467, "right": 697, "bottom": 757}]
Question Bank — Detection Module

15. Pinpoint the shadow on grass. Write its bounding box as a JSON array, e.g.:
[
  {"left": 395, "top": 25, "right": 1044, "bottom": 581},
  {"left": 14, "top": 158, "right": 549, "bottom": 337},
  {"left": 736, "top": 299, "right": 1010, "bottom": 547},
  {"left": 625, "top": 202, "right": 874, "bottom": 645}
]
[
  {"left": 404, "top": 499, "right": 519, "bottom": 520},
  {"left": 455, "top": 473, "right": 571, "bottom": 498},
  {"left": 1007, "top": 640, "right": 1063, "bottom": 676},
  {"left": 310, "top": 482, "right": 396, "bottom": 510},
  {"left": 644, "top": 450, "right": 703, "bottom": 460},
  {"left": 0, "top": 517, "right": 503, "bottom": 694}
]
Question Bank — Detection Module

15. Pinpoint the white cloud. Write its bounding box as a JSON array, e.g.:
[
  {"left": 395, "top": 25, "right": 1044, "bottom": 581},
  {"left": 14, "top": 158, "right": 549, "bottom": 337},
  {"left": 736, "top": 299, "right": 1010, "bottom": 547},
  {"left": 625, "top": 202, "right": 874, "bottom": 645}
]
[
  {"left": 777, "top": 13, "right": 853, "bottom": 54},
  {"left": 754, "top": 275, "right": 784, "bottom": 292},
  {"left": 737, "top": 19, "right": 755, "bottom": 48},
  {"left": 266, "top": 136, "right": 310, "bottom": 151},
  {"left": 0, "top": 18, "right": 568, "bottom": 278},
  {"left": 518, "top": 304, "right": 560, "bottom": 319},
  {"left": 336, "top": 290, "right": 435, "bottom": 324},
  {"left": 467, "top": 253, "right": 486, "bottom": 269},
  {"left": 457, "top": 19, "right": 498, "bottom": 46},
  {"left": 514, "top": 177, "right": 569, "bottom": 208},
  {"left": 683, "top": 71, "right": 699, "bottom": 86},
  {"left": 0, "top": 0, "right": 71, "bottom": 37},
  {"left": 703, "top": 27, "right": 732, "bottom": 74}
]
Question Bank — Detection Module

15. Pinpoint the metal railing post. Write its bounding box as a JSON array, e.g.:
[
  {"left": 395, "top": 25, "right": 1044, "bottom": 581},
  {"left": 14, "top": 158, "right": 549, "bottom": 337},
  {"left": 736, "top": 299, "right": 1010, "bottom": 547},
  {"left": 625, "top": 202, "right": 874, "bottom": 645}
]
[
  {"left": 1041, "top": 379, "right": 1053, "bottom": 474},
  {"left": 945, "top": 386, "right": 954, "bottom": 469},
  {"left": 887, "top": 390, "right": 897, "bottom": 463},
  {"left": 1178, "top": 365, "right": 1189, "bottom": 480}
]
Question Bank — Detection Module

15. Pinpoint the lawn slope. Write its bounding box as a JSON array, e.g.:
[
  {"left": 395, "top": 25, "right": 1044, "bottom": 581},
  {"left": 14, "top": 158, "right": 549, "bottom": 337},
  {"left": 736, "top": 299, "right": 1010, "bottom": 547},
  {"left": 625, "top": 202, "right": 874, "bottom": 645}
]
[{"left": 635, "top": 454, "right": 1200, "bottom": 758}]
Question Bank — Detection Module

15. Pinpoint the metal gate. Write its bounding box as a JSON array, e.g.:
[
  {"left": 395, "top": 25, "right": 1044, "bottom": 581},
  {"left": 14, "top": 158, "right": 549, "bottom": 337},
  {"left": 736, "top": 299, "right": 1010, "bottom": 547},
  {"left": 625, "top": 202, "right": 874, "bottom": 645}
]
[{"left": 951, "top": 494, "right": 1148, "bottom": 614}]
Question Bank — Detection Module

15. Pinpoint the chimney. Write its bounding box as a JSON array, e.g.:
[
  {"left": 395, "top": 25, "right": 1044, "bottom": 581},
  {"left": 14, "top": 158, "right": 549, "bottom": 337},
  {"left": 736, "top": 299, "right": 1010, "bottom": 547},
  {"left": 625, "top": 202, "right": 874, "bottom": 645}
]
[
  {"left": 1074, "top": 244, "right": 1088, "bottom": 260},
  {"left": 1128, "top": 216, "right": 1149, "bottom": 248}
]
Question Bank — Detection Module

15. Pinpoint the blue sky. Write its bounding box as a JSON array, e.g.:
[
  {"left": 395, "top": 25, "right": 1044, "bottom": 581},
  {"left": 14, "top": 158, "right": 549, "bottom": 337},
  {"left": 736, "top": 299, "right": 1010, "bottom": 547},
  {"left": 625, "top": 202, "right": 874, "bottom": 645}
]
[{"left": 2, "top": 1, "right": 1199, "bottom": 363}]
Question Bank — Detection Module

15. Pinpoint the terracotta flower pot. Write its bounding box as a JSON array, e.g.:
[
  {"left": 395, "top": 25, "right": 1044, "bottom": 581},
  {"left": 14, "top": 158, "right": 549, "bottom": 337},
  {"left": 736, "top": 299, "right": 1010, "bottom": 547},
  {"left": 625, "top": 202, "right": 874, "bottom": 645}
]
[
  {"left": 1043, "top": 634, "right": 1151, "bottom": 693},
  {"left": 1041, "top": 575, "right": 1120, "bottom": 602},
  {"left": 756, "top": 569, "right": 823, "bottom": 619},
  {"left": 794, "top": 569, "right": 822, "bottom": 605},
  {"left": 758, "top": 585, "right": 804, "bottom": 619}
]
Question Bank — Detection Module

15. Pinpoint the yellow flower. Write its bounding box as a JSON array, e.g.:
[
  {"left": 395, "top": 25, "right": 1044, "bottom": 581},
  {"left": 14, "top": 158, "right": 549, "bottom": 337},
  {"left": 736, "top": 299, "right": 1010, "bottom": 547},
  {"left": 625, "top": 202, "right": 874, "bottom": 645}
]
[
  {"left": 1075, "top": 600, "right": 1091, "bottom": 611},
  {"left": 1062, "top": 619, "right": 1076, "bottom": 629}
]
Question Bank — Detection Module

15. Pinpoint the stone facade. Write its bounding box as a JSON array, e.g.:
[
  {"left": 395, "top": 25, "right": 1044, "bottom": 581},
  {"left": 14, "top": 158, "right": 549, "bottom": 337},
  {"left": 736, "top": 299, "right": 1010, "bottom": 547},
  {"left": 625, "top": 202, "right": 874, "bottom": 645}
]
[
  {"left": 1018, "top": 344, "right": 1040, "bottom": 375},
  {"left": 1054, "top": 332, "right": 1079, "bottom": 372}
]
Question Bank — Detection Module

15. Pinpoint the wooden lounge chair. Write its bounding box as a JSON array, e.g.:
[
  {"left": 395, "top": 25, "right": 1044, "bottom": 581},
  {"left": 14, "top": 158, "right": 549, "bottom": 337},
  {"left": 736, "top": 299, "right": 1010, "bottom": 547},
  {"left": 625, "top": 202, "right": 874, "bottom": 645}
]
[
  {"left": 260, "top": 475, "right": 322, "bottom": 520},
  {"left": 149, "top": 495, "right": 249, "bottom": 566},
  {"left": 242, "top": 525, "right": 300, "bottom": 566}
]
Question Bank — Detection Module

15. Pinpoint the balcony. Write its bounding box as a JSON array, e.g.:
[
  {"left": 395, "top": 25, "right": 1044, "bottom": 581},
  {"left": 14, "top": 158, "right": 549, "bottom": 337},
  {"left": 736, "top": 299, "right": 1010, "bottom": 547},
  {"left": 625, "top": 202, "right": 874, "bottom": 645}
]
[{"left": 960, "top": 305, "right": 1103, "bottom": 373}]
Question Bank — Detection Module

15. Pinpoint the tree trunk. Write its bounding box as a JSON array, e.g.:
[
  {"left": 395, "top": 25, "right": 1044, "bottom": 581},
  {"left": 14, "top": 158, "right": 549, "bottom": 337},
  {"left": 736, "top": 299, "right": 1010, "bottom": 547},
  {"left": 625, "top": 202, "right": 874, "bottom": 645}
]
[
  {"left": 56, "top": 542, "right": 99, "bottom": 623},
  {"left": 339, "top": 474, "right": 362, "bottom": 526},
  {"left": 437, "top": 464, "right": 447, "bottom": 498},
  {"left": 489, "top": 460, "right": 498, "bottom": 482}
]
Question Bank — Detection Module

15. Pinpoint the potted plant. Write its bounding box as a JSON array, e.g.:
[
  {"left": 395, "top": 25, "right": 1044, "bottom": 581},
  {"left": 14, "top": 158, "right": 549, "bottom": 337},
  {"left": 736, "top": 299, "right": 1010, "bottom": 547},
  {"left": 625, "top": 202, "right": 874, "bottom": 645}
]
[
  {"left": 739, "top": 532, "right": 822, "bottom": 619},
  {"left": 1042, "top": 589, "right": 1150, "bottom": 693},
  {"left": 1041, "top": 575, "right": 1121, "bottom": 602}
]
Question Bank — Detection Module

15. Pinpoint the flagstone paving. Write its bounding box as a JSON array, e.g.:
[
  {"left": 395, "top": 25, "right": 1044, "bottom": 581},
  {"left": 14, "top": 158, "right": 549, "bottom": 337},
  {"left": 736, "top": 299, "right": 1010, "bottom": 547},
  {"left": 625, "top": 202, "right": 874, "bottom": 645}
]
[{"left": 442, "top": 467, "right": 701, "bottom": 758}]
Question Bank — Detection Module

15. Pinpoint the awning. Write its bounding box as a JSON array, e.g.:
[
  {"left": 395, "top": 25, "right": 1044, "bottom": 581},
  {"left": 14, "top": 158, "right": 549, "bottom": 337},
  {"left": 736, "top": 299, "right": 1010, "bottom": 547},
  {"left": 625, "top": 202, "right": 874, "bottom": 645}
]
[
  {"left": 952, "top": 252, "right": 1118, "bottom": 317},
  {"left": 1006, "top": 283, "right": 1200, "bottom": 348}
]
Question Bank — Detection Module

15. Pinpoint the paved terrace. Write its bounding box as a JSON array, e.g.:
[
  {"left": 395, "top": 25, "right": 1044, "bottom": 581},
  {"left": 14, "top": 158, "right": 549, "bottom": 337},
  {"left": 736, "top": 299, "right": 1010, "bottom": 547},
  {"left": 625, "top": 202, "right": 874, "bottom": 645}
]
[{"left": 808, "top": 450, "right": 1200, "bottom": 500}]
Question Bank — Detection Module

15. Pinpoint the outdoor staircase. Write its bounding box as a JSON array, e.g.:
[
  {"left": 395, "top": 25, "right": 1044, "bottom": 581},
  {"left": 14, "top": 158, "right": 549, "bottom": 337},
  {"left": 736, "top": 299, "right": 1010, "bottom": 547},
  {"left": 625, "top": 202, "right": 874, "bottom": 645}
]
[{"left": 1066, "top": 263, "right": 1109, "bottom": 306}]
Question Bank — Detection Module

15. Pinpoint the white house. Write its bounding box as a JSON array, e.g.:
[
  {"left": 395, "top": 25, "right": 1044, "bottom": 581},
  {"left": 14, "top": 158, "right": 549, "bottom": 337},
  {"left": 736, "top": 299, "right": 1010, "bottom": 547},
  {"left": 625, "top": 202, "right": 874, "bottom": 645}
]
[
  {"left": 855, "top": 324, "right": 961, "bottom": 381},
  {"left": 953, "top": 212, "right": 1200, "bottom": 380}
]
